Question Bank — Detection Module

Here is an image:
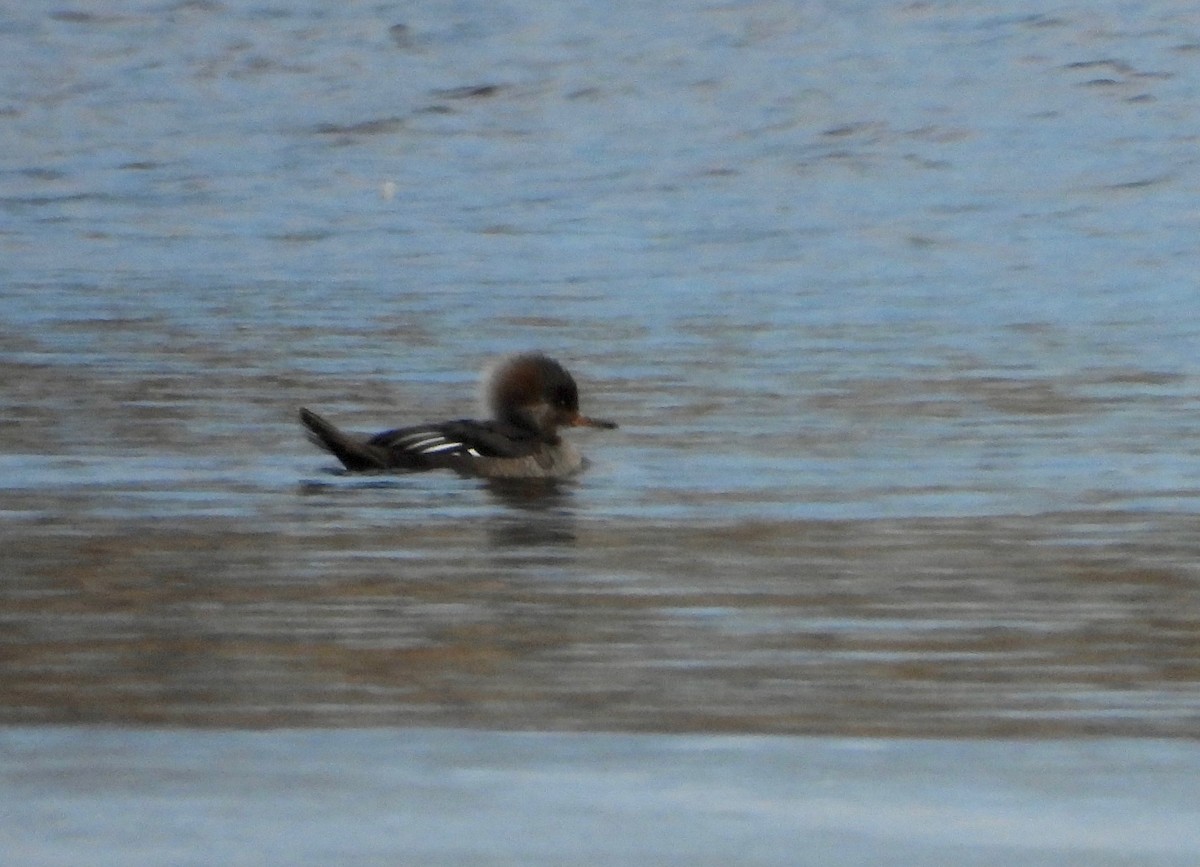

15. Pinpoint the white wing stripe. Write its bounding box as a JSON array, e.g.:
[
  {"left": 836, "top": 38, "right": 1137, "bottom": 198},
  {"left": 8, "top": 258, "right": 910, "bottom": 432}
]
[
  {"left": 416, "top": 441, "right": 464, "bottom": 454},
  {"left": 391, "top": 428, "right": 480, "bottom": 457},
  {"left": 401, "top": 436, "right": 449, "bottom": 450},
  {"left": 395, "top": 431, "right": 442, "bottom": 446}
]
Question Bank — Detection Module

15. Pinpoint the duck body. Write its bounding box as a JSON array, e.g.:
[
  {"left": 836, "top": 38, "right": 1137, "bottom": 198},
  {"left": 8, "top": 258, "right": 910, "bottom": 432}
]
[{"left": 299, "top": 353, "right": 615, "bottom": 480}]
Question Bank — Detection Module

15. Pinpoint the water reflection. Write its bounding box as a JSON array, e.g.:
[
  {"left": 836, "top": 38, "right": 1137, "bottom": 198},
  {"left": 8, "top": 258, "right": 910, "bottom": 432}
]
[
  {"left": 294, "top": 471, "right": 581, "bottom": 548},
  {"left": 484, "top": 479, "right": 579, "bottom": 549}
]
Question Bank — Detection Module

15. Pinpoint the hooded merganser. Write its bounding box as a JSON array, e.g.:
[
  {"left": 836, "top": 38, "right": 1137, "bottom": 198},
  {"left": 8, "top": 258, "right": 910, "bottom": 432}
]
[{"left": 299, "top": 353, "right": 617, "bottom": 479}]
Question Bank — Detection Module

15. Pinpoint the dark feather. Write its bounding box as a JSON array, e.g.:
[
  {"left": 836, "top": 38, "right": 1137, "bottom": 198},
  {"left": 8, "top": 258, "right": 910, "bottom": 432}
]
[{"left": 369, "top": 419, "right": 545, "bottom": 460}]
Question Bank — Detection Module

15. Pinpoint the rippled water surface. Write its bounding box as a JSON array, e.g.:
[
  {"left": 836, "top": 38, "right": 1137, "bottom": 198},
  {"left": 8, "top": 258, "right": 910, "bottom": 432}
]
[{"left": 3, "top": 0, "right": 1200, "bottom": 736}]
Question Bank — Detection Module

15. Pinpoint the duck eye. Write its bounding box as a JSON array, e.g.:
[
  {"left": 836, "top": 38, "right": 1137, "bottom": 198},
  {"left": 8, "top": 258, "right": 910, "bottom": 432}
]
[{"left": 552, "top": 386, "right": 576, "bottom": 409}]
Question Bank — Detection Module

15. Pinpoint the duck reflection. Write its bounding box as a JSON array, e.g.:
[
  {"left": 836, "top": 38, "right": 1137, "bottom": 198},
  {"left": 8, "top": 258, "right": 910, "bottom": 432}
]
[{"left": 483, "top": 478, "right": 577, "bottom": 549}]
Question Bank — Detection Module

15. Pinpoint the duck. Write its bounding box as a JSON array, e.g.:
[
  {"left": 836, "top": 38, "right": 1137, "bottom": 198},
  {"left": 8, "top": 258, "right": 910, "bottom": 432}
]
[{"left": 299, "top": 352, "right": 616, "bottom": 479}]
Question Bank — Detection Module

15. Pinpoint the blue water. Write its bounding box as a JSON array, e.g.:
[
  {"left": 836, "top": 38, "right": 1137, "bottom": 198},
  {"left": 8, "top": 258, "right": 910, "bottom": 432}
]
[
  {"left": 4, "top": 0, "right": 1200, "bottom": 524},
  {"left": 4, "top": 727, "right": 1200, "bottom": 867},
  {"left": 2, "top": 0, "right": 1199, "bottom": 738}
]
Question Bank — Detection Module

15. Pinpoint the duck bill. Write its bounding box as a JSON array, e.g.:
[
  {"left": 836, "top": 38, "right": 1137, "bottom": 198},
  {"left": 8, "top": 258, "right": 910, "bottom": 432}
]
[{"left": 569, "top": 413, "right": 618, "bottom": 430}]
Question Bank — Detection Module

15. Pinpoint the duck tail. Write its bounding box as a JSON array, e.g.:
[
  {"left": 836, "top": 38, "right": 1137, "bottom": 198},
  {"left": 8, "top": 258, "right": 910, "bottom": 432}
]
[{"left": 298, "top": 408, "right": 387, "bottom": 471}]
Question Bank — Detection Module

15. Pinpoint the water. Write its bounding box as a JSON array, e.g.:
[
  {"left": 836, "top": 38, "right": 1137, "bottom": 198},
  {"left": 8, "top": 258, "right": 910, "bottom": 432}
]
[
  {"left": 4, "top": 728, "right": 1200, "bottom": 867},
  {"left": 2, "top": 0, "right": 1200, "bottom": 749},
  {"left": 6, "top": 2, "right": 1200, "bottom": 861}
]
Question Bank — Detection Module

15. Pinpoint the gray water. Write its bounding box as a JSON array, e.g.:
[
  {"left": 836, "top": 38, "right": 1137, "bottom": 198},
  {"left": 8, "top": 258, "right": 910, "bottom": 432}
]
[
  {"left": 3, "top": 0, "right": 1200, "bottom": 740},
  {"left": 5, "top": 727, "right": 1200, "bottom": 867},
  {"left": 5, "top": 2, "right": 1200, "bottom": 862}
]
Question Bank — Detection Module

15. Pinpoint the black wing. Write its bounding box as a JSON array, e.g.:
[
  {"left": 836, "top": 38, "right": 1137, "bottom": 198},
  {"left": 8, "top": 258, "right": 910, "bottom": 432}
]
[{"left": 368, "top": 419, "right": 542, "bottom": 465}]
